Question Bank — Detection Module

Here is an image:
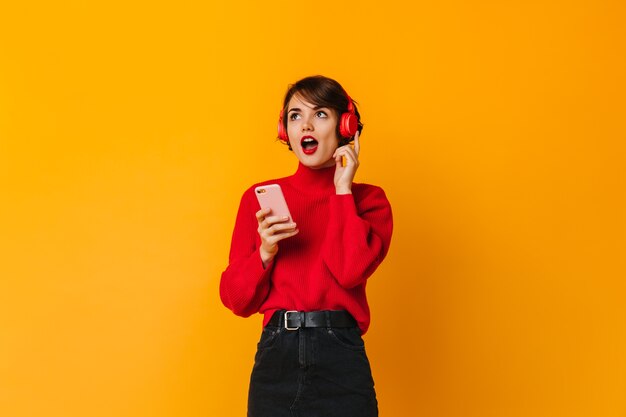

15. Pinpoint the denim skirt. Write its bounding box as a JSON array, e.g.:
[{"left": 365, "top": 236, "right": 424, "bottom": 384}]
[{"left": 247, "top": 311, "right": 378, "bottom": 417}]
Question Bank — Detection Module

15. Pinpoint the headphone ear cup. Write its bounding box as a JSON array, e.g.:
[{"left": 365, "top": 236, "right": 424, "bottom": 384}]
[
  {"left": 277, "top": 110, "right": 289, "bottom": 142},
  {"left": 339, "top": 112, "right": 358, "bottom": 138}
]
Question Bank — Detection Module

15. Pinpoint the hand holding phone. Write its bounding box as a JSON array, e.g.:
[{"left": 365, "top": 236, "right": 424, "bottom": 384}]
[{"left": 254, "top": 184, "right": 298, "bottom": 268}]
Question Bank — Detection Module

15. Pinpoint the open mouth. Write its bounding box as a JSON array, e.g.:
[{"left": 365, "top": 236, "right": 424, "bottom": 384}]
[{"left": 300, "top": 136, "right": 318, "bottom": 155}]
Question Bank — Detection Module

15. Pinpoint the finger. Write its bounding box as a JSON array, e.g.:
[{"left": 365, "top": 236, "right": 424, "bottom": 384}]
[
  {"left": 333, "top": 148, "right": 351, "bottom": 168},
  {"left": 268, "top": 222, "right": 297, "bottom": 234},
  {"left": 333, "top": 146, "right": 348, "bottom": 159},
  {"left": 266, "top": 228, "right": 299, "bottom": 244},
  {"left": 255, "top": 207, "right": 271, "bottom": 222},
  {"left": 354, "top": 131, "right": 360, "bottom": 156},
  {"left": 266, "top": 215, "right": 290, "bottom": 224},
  {"left": 332, "top": 144, "right": 352, "bottom": 158},
  {"left": 335, "top": 146, "right": 358, "bottom": 164},
  {"left": 260, "top": 215, "right": 291, "bottom": 229},
  {"left": 341, "top": 151, "right": 357, "bottom": 168},
  {"left": 335, "top": 152, "right": 345, "bottom": 169},
  {"left": 344, "top": 145, "right": 358, "bottom": 160},
  {"left": 263, "top": 225, "right": 296, "bottom": 241}
]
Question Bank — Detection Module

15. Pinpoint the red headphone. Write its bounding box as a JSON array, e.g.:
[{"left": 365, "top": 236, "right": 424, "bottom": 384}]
[{"left": 277, "top": 90, "right": 359, "bottom": 143}]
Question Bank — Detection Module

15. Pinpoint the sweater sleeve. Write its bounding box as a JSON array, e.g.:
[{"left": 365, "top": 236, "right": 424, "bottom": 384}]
[
  {"left": 219, "top": 188, "right": 273, "bottom": 317},
  {"left": 321, "top": 185, "right": 393, "bottom": 289}
]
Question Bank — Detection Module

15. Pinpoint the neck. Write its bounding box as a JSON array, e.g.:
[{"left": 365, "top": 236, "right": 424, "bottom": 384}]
[{"left": 289, "top": 162, "right": 336, "bottom": 193}]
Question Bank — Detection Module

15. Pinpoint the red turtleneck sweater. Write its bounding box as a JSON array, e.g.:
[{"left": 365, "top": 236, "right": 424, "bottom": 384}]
[{"left": 219, "top": 163, "right": 393, "bottom": 334}]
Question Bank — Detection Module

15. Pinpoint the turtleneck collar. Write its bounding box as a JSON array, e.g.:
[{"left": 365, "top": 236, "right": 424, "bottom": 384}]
[{"left": 288, "top": 162, "right": 336, "bottom": 193}]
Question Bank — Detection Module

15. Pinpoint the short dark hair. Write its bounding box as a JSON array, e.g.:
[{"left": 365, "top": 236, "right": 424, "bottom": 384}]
[{"left": 279, "top": 75, "right": 363, "bottom": 150}]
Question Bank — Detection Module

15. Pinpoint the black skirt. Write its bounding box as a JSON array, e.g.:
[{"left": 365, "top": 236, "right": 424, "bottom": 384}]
[{"left": 247, "top": 311, "right": 378, "bottom": 417}]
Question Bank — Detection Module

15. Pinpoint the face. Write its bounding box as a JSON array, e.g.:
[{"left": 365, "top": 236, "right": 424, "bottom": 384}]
[{"left": 286, "top": 93, "right": 340, "bottom": 169}]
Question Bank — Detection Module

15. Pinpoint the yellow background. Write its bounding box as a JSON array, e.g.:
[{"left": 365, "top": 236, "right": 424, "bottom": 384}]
[{"left": 1, "top": 1, "right": 625, "bottom": 416}]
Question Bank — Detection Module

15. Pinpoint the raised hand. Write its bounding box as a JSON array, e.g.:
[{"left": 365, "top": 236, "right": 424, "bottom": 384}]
[{"left": 333, "top": 130, "right": 360, "bottom": 195}]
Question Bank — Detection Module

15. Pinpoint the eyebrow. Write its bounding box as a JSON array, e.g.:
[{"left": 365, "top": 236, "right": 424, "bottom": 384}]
[{"left": 287, "top": 106, "right": 328, "bottom": 113}]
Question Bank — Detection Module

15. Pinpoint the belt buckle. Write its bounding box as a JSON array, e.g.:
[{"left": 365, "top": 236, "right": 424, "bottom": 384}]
[{"left": 284, "top": 310, "right": 300, "bottom": 331}]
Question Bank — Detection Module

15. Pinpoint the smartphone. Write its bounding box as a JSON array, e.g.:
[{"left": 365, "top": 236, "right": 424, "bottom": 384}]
[{"left": 254, "top": 184, "right": 293, "bottom": 222}]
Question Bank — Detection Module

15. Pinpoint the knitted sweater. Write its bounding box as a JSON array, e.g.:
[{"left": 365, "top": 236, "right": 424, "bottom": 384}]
[{"left": 219, "top": 162, "right": 393, "bottom": 334}]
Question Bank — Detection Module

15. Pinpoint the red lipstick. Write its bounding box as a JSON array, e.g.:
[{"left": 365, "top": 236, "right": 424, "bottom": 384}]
[{"left": 300, "top": 135, "right": 318, "bottom": 155}]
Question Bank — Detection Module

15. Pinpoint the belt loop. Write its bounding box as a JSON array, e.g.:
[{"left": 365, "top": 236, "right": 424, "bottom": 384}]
[{"left": 325, "top": 311, "right": 331, "bottom": 329}]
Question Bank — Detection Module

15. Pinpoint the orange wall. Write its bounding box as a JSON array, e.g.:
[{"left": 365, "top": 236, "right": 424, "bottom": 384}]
[{"left": 1, "top": 1, "right": 625, "bottom": 416}]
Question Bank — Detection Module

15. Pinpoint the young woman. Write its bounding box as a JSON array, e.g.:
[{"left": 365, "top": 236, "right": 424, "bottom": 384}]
[{"left": 220, "top": 75, "right": 393, "bottom": 417}]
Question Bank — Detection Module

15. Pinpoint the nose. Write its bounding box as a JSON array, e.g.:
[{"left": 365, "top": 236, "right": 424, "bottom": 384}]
[{"left": 301, "top": 116, "right": 314, "bottom": 131}]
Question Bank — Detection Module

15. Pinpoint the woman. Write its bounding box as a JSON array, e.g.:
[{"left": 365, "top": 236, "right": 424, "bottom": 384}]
[{"left": 220, "top": 75, "right": 393, "bottom": 417}]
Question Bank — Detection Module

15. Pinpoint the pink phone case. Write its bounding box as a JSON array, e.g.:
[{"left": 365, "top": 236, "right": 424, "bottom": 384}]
[{"left": 254, "top": 184, "right": 293, "bottom": 221}]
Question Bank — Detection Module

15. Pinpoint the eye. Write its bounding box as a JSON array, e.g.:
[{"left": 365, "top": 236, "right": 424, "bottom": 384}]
[
  {"left": 316, "top": 111, "right": 327, "bottom": 118},
  {"left": 289, "top": 113, "right": 301, "bottom": 121}
]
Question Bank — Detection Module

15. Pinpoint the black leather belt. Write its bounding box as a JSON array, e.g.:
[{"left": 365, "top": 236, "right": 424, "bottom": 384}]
[{"left": 267, "top": 310, "right": 357, "bottom": 331}]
